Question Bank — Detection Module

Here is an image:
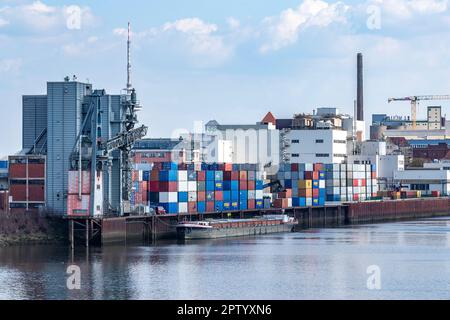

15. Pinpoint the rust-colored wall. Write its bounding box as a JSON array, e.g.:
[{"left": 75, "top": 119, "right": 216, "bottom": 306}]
[{"left": 347, "top": 198, "right": 450, "bottom": 223}]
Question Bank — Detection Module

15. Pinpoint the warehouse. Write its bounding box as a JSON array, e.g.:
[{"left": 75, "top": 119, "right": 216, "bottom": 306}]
[{"left": 394, "top": 168, "right": 450, "bottom": 195}]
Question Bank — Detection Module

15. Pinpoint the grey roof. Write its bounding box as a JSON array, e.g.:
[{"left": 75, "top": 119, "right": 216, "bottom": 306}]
[{"left": 133, "top": 138, "right": 182, "bottom": 150}]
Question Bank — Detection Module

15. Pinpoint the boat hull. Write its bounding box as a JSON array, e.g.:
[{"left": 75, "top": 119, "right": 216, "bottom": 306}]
[{"left": 177, "top": 223, "right": 295, "bottom": 240}]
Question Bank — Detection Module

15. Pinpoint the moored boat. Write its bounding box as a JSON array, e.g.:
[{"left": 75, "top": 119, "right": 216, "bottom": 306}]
[{"left": 176, "top": 215, "right": 297, "bottom": 240}]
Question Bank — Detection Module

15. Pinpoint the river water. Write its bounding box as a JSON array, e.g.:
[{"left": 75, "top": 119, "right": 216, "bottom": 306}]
[{"left": 1, "top": 217, "right": 450, "bottom": 300}]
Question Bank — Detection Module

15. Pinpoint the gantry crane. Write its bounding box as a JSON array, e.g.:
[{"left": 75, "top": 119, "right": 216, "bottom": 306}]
[{"left": 388, "top": 95, "right": 450, "bottom": 129}]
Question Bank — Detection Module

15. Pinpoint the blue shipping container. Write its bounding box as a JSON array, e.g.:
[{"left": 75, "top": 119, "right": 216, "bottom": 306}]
[
  {"left": 231, "top": 191, "right": 239, "bottom": 201},
  {"left": 197, "top": 202, "right": 206, "bottom": 213},
  {"left": 206, "top": 171, "right": 215, "bottom": 181},
  {"left": 159, "top": 170, "right": 178, "bottom": 181},
  {"left": 299, "top": 198, "right": 306, "bottom": 207},
  {"left": 215, "top": 201, "right": 224, "bottom": 211},
  {"left": 239, "top": 200, "right": 247, "bottom": 210},
  {"left": 256, "top": 180, "right": 263, "bottom": 190},
  {"left": 206, "top": 180, "right": 215, "bottom": 191},
  {"left": 178, "top": 192, "right": 188, "bottom": 202},
  {"left": 223, "top": 191, "right": 231, "bottom": 202},
  {"left": 143, "top": 171, "right": 150, "bottom": 181},
  {"left": 239, "top": 190, "right": 248, "bottom": 199},
  {"left": 215, "top": 181, "right": 223, "bottom": 191},
  {"left": 162, "top": 203, "right": 178, "bottom": 214}
]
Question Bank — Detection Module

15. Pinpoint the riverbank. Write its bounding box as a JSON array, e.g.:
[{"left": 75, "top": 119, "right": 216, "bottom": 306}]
[{"left": 0, "top": 211, "right": 65, "bottom": 247}]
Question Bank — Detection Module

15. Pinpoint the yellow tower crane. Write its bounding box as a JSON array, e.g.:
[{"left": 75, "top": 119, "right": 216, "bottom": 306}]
[{"left": 388, "top": 95, "right": 450, "bottom": 130}]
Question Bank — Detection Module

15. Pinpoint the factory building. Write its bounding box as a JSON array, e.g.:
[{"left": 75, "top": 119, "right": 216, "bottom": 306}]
[
  {"left": 347, "top": 141, "right": 405, "bottom": 190},
  {"left": 204, "top": 119, "right": 280, "bottom": 170},
  {"left": 20, "top": 77, "right": 138, "bottom": 215},
  {"left": 370, "top": 106, "right": 446, "bottom": 141},
  {"left": 284, "top": 129, "right": 347, "bottom": 164},
  {"left": 394, "top": 168, "right": 450, "bottom": 196}
]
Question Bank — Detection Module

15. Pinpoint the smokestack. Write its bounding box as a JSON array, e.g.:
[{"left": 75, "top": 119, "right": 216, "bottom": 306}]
[{"left": 357, "top": 53, "right": 364, "bottom": 121}]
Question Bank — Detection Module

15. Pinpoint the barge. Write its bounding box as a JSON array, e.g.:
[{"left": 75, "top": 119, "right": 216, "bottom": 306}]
[{"left": 176, "top": 215, "right": 297, "bottom": 240}]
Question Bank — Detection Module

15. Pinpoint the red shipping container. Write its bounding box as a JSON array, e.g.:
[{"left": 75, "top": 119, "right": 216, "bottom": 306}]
[
  {"left": 248, "top": 200, "right": 255, "bottom": 210},
  {"left": 9, "top": 164, "right": 26, "bottom": 179},
  {"left": 353, "top": 179, "right": 359, "bottom": 187},
  {"left": 239, "top": 171, "right": 247, "bottom": 180},
  {"left": 313, "top": 171, "right": 319, "bottom": 180},
  {"left": 218, "top": 163, "right": 225, "bottom": 171},
  {"left": 224, "top": 163, "right": 233, "bottom": 171},
  {"left": 153, "top": 162, "right": 163, "bottom": 170},
  {"left": 140, "top": 181, "right": 147, "bottom": 192},
  {"left": 159, "top": 181, "right": 178, "bottom": 192},
  {"left": 188, "top": 202, "right": 197, "bottom": 213},
  {"left": 361, "top": 179, "right": 366, "bottom": 187},
  {"left": 291, "top": 163, "right": 299, "bottom": 171},
  {"left": 223, "top": 171, "right": 232, "bottom": 180},
  {"left": 312, "top": 189, "right": 319, "bottom": 198},
  {"left": 10, "top": 184, "right": 26, "bottom": 201},
  {"left": 149, "top": 181, "right": 160, "bottom": 192},
  {"left": 231, "top": 171, "right": 239, "bottom": 180},
  {"left": 239, "top": 180, "right": 248, "bottom": 190},
  {"left": 215, "top": 191, "right": 223, "bottom": 201},
  {"left": 132, "top": 170, "right": 139, "bottom": 182},
  {"left": 248, "top": 181, "right": 255, "bottom": 190},
  {"left": 314, "top": 163, "right": 324, "bottom": 171},
  {"left": 304, "top": 171, "right": 313, "bottom": 180},
  {"left": 150, "top": 170, "right": 159, "bottom": 181},
  {"left": 197, "top": 171, "right": 206, "bottom": 181},
  {"left": 372, "top": 172, "right": 376, "bottom": 179},
  {"left": 206, "top": 201, "right": 215, "bottom": 212},
  {"left": 197, "top": 191, "right": 206, "bottom": 202},
  {"left": 28, "top": 185, "right": 44, "bottom": 202},
  {"left": 353, "top": 194, "right": 359, "bottom": 201},
  {"left": 142, "top": 191, "right": 148, "bottom": 203}
]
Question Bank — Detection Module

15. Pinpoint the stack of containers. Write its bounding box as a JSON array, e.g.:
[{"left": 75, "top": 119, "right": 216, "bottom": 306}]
[
  {"left": 271, "top": 163, "right": 326, "bottom": 208},
  {"left": 325, "top": 163, "right": 378, "bottom": 202},
  {"left": 145, "top": 162, "right": 264, "bottom": 214}
]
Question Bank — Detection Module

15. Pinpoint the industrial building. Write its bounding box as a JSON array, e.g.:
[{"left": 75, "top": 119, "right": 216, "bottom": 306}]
[
  {"left": 15, "top": 24, "right": 147, "bottom": 216},
  {"left": 8, "top": 154, "right": 46, "bottom": 212}
]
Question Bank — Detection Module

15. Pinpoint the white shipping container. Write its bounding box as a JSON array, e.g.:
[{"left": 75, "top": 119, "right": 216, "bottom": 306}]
[
  {"left": 305, "top": 163, "right": 313, "bottom": 171},
  {"left": 178, "top": 170, "right": 188, "bottom": 181},
  {"left": 178, "top": 203, "right": 188, "bottom": 213},
  {"left": 319, "top": 180, "right": 326, "bottom": 189},
  {"left": 178, "top": 181, "right": 188, "bottom": 192},
  {"left": 159, "top": 192, "right": 178, "bottom": 203},
  {"left": 288, "top": 198, "right": 293, "bottom": 208},
  {"left": 188, "top": 191, "right": 197, "bottom": 202},
  {"left": 256, "top": 190, "right": 263, "bottom": 199},
  {"left": 248, "top": 190, "right": 256, "bottom": 199},
  {"left": 188, "top": 181, "right": 197, "bottom": 191}
]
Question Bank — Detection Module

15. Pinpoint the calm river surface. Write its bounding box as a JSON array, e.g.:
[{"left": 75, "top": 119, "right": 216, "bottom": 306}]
[{"left": 1, "top": 217, "right": 450, "bottom": 300}]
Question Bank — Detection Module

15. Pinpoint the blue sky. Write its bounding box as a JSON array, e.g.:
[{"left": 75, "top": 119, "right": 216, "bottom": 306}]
[{"left": 1, "top": 0, "right": 450, "bottom": 156}]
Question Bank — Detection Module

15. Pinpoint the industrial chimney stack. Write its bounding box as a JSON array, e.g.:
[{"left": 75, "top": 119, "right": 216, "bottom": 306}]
[{"left": 357, "top": 53, "right": 364, "bottom": 121}]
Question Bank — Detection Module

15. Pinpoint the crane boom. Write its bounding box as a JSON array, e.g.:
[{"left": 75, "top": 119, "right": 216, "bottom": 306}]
[{"left": 387, "top": 95, "right": 450, "bottom": 129}]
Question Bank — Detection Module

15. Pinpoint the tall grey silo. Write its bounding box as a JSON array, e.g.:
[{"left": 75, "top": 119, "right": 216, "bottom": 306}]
[{"left": 46, "top": 80, "right": 92, "bottom": 215}]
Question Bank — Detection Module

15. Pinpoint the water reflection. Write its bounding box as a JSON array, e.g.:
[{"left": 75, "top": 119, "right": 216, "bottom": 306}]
[{"left": 0, "top": 217, "right": 450, "bottom": 300}]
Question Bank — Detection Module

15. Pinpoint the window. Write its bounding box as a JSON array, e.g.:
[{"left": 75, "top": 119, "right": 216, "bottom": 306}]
[
  {"left": 333, "top": 140, "right": 346, "bottom": 144},
  {"left": 291, "top": 140, "right": 300, "bottom": 144},
  {"left": 334, "top": 154, "right": 346, "bottom": 158},
  {"left": 292, "top": 154, "right": 299, "bottom": 157},
  {"left": 315, "top": 139, "right": 324, "bottom": 143},
  {"left": 316, "top": 153, "right": 329, "bottom": 158}
]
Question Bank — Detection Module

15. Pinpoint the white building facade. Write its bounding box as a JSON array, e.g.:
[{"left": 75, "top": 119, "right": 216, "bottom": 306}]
[{"left": 284, "top": 129, "right": 347, "bottom": 164}]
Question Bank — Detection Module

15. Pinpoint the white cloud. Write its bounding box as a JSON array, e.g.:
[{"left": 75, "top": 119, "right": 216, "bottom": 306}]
[
  {"left": 260, "top": 0, "right": 350, "bottom": 53},
  {"left": 0, "top": 58, "right": 22, "bottom": 73},
  {"left": 0, "top": 17, "right": 9, "bottom": 27},
  {"left": 114, "top": 18, "right": 233, "bottom": 66},
  {"left": 163, "top": 18, "right": 217, "bottom": 35},
  {"left": 227, "top": 17, "right": 241, "bottom": 30},
  {"left": 371, "top": 0, "right": 449, "bottom": 19},
  {"left": 0, "top": 1, "right": 95, "bottom": 33}
]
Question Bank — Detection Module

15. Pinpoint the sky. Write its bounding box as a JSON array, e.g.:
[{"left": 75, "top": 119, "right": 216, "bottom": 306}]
[{"left": 1, "top": 0, "right": 450, "bottom": 156}]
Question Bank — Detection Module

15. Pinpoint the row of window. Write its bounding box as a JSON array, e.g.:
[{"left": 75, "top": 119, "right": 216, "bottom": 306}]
[
  {"left": 291, "top": 139, "right": 346, "bottom": 144},
  {"left": 290, "top": 153, "right": 346, "bottom": 158}
]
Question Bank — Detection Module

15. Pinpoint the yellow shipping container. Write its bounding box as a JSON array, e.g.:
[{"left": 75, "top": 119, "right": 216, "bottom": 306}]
[{"left": 298, "top": 180, "right": 312, "bottom": 189}]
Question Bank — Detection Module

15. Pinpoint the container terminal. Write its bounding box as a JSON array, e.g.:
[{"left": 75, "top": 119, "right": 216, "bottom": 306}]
[{"left": 1, "top": 24, "right": 450, "bottom": 247}]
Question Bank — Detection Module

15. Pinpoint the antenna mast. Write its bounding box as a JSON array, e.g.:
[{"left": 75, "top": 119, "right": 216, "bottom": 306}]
[{"left": 126, "top": 22, "right": 132, "bottom": 93}]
